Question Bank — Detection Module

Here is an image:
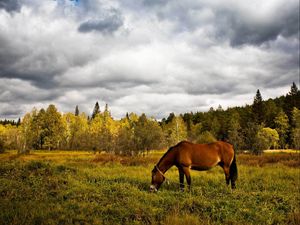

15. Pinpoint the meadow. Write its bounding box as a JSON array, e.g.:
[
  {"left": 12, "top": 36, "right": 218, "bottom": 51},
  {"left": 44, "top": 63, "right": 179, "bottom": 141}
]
[{"left": 0, "top": 150, "right": 299, "bottom": 225}]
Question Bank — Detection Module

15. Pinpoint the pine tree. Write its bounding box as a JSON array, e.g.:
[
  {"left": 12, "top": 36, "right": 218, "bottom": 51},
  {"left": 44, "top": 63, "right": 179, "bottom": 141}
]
[
  {"left": 289, "top": 82, "right": 298, "bottom": 96},
  {"left": 91, "top": 102, "right": 100, "bottom": 120},
  {"left": 252, "top": 89, "right": 264, "bottom": 124},
  {"left": 16, "top": 118, "right": 21, "bottom": 127},
  {"left": 75, "top": 105, "right": 79, "bottom": 116},
  {"left": 104, "top": 103, "right": 111, "bottom": 118},
  {"left": 286, "top": 82, "right": 300, "bottom": 116}
]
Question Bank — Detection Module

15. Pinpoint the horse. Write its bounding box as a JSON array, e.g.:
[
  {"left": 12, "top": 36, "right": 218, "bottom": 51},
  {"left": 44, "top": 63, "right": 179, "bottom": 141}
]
[{"left": 150, "top": 141, "right": 238, "bottom": 192}]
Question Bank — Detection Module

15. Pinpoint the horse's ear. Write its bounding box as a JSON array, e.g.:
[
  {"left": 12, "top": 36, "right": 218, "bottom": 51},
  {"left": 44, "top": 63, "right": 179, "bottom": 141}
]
[
  {"left": 152, "top": 166, "right": 157, "bottom": 173},
  {"left": 151, "top": 167, "right": 155, "bottom": 173}
]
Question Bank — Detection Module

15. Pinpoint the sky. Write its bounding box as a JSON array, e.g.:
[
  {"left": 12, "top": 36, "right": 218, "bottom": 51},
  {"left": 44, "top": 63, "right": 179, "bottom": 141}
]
[{"left": 0, "top": 0, "right": 299, "bottom": 120}]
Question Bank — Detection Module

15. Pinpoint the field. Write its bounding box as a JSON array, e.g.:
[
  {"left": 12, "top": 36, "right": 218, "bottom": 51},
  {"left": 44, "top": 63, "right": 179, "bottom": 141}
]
[{"left": 0, "top": 150, "right": 299, "bottom": 225}]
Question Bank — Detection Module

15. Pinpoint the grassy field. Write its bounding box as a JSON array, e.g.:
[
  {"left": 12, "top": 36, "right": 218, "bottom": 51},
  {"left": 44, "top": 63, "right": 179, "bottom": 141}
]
[{"left": 0, "top": 150, "right": 299, "bottom": 225}]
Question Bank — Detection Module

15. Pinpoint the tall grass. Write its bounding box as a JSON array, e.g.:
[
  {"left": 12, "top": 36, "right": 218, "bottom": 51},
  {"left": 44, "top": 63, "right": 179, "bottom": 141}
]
[{"left": 0, "top": 151, "right": 299, "bottom": 225}]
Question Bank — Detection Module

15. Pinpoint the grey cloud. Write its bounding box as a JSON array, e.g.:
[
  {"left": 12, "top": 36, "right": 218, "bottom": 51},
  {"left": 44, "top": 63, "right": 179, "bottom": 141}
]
[
  {"left": 220, "top": 7, "right": 300, "bottom": 46},
  {"left": 0, "top": 0, "right": 20, "bottom": 12},
  {"left": 78, "top": 14, "right": 123, "bottom": 34},
  {"left": 0, "top": 0, "right": 298, "bottom": 120},
  {"left": 143, "top": 0, "right": 169, "bottom": 7},
  {"left": 0, "top": 104, "right": 23, "bottom": 118},
  {"left": 0, "top": 79, "right": 60, "bottom": 104},
  {"left": 133, "top": 0, "right": 299, "bottom": 47}
]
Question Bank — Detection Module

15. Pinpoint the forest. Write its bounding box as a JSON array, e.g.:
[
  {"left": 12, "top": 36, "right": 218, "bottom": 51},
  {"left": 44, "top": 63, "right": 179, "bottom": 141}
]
[{"left": 0, "top": 82, "right": 299, "bottom": 155}]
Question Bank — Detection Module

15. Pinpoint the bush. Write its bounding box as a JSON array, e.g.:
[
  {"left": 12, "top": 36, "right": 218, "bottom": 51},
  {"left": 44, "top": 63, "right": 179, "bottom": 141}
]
[{"left": 196, "top": 131, "right": 217, "bottom": 144}]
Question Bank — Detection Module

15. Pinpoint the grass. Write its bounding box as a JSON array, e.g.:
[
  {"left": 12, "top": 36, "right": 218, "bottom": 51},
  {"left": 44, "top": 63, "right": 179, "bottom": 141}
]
[{"left": 0, "top": 150, "right": 299, "bottom": 225}]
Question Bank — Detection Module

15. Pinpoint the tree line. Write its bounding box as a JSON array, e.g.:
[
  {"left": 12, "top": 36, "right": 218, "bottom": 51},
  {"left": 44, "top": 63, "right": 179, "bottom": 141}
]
[{"left": 0, "top": 82, "right": 299, "bottom": 155}]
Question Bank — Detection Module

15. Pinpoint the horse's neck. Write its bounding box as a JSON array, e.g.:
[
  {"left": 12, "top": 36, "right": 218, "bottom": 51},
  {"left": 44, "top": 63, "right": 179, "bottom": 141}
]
[{"left": 158, "top": 151, "right": 175, "bottom": 173}]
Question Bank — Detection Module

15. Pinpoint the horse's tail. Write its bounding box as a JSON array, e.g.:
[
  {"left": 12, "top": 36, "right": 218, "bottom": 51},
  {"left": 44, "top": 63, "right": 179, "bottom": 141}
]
[{"left": 229, "top": 152, "right": 238, "bottom": 188}]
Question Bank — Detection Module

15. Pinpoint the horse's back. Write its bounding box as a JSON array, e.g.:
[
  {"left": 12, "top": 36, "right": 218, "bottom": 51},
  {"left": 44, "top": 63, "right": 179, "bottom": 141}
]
[
  {"left": 175, "top": 141, "right": 234, "bottom": 169},
  {"left": 176, "top": 140, "right": 233, "bottom": 154}
]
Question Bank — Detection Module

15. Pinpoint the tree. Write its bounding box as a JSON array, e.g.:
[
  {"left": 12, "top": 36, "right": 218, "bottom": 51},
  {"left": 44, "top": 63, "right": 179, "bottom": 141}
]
[
  {"left": 0, "top": 125, "right": 5, "bottom": 153},
  {"left": 64, "top": 112, "right": 89, "bottom": 150},
  {"left": 256, "top": 127, "right": 279, "bottom": 150},
  {"left": 91, "top": 102, "right": 100, "bottom": 120},
  {"left": 227, "top": 112, "right": 243, "bottom": 152},
  {"left": 210, "top": 116, "right": 221, "bottom": 138},
  {"left": 19, "top": 113, "right": 34, "bottom": 154},
  {"left": 188, "top": 122, "right": 202, "bottom": 142},
  {"left": 101, "top": 109, "right": 118, "bottom": 153},
  {"left": 75, "top": 105, "right": 79, "bottom": 116},
  {"left": 36, "top": 108, "right": 47, "bottom": 149},
  {"left": 291, "top": 107, "right": 300, "bottom": 149},
  {"left": 89, "top": 113, "right": 103, "bottom": 151},
  {"left": 289, "top": 82, "right": 299, "bottom": 96},
  {"left": 197, "top": 131, "right": 217, "bottom": 144},
  {"left": 274, "top": 110, "right": 289, "bottom": 149},
  {"left": 115, "top": 117, "right": 135, "bottom": 156},
  {"left": 252, "top": 89, "right": 264, "bottom": 124},
  {"left": 165, "top": 112, "right": 175, "bottom": 124},
  {"left": 243, "top": 122, "right": 262, "bottom": 154},
  {"left": 43, "top": 104, "right": 66, "bottom": 150},
  {"left": 134, "top": 114, "right": 164, "bottom": 155},
  {"left": 0, "top": 124, "right": 20, "bottom": 153},
  {"left": 285, "top": 82, "right": 300, "bottom": 120},
  {"left": 163, "top": 115, "right": 187, "bottom": 147}
]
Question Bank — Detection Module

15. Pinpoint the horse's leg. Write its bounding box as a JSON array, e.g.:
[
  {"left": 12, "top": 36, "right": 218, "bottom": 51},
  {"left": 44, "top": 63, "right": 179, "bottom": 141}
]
[
  {"left": 182, "top": 166, "right": 191, "bottom": 191},
  {"left": 178, "top": 167, "right": 185, "bottom": 191},
  {"left": 223, "top": 165, "right": 230, "bottom": 186}
]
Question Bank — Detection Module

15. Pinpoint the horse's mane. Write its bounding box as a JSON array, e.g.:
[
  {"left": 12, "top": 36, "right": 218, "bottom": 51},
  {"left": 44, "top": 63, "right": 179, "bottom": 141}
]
[
  {"left": 156, "top": 147, "right": 173, "bottom": 166},
  {"left": 157, "top": 141, "right": 189, "bottom": 166}
]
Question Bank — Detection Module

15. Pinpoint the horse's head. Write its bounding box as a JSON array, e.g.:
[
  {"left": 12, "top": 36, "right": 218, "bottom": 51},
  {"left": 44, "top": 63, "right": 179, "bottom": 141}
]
[{"left": 150, "top": 166, "right": 165, "bottom": 192}]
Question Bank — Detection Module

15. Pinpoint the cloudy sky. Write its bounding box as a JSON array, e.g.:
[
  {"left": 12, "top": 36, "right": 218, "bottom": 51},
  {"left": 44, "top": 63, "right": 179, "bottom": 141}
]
[{"left": 0, "top": 0, "right": 299, "bottom": 119}]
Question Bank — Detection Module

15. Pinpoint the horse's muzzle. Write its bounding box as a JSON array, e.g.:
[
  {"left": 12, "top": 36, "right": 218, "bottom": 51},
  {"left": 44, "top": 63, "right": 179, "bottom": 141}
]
[{"left": 149, "top": 185, "right": 158, "bottom": 193}]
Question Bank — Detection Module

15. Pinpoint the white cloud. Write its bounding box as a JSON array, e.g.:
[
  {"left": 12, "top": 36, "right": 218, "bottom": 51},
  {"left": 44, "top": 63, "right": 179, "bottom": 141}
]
[{"left": 0, "top": 0, "right": 298, "bottom": 119}]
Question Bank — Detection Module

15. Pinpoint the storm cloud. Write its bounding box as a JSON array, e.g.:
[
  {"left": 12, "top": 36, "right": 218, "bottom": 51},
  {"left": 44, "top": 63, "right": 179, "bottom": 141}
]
[
  {"left": 0, "top": 0, "right": 20, "bottom": 12},
  {"left": 0, "top": 0, "right": 299, "bottom": 119}
]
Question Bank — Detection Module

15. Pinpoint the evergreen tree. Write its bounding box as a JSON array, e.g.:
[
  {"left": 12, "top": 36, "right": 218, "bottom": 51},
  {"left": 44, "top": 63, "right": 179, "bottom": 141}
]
[
  {"left": 217, "top": 104, "right": 223, "bottom": 111},
  {"left": 75, "top": 105, "right": 79, "bottom": 116},
  {"left": 16, "top": 118, "right": 21, "bottom": 127},
  {"left": 244, "top": 122, "right": 262, "bottom": 154},
  {"left": 286, "top": 82, "right": 300, "bottom": 119},
  {"left": 289, "top": 82, "right": 298, "bottom": 96},
  {"left": 103, "top": 103, "right": 111, "bottom": 118},
  {"left": 252, "top": 89, "right": 264, "bottom": 124},
  {"left": 165, "top": 112, "right": 175, "bottom": 124},
  {"left": 91, "top": 102, "right": 100, "bottom": 120},
  {"left": 210, "top": 117, "right": 221, "bottom": 138},
  {"left": 227, "top": 112, "right": 243, "bottom": 151}
]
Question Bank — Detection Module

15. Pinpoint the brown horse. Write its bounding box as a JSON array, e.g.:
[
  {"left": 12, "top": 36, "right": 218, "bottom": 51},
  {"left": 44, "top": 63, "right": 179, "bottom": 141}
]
[{"left": 150, "top": 141, "right": 238, "bottom": 192}]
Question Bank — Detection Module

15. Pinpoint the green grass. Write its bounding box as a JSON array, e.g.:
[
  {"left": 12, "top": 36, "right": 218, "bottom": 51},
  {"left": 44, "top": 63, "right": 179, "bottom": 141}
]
[{"left": 0, "top": 151, "right": 299, "bottom": 225}]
